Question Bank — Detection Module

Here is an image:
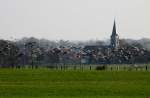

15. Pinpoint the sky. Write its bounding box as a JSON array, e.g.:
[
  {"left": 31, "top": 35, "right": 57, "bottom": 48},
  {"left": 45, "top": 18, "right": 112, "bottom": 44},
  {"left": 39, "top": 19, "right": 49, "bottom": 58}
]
[{"left": 0, "top": 0, "right": 149, "bottom": 41}]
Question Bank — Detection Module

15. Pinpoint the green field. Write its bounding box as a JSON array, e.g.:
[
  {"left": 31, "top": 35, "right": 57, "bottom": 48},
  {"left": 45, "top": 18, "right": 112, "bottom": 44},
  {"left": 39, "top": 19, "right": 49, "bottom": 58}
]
[{"left": 0, "top": 69, "right": 150, "bottom": 98}]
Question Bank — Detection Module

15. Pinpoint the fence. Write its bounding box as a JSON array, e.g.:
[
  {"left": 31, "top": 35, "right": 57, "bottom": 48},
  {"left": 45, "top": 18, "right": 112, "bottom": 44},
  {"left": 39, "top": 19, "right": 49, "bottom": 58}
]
[
  {"left": 3, "top": 64, "right": 150, "bottom": 71},
  {"left": 43, "top": 64, "right": 150, "bottom": 71}
]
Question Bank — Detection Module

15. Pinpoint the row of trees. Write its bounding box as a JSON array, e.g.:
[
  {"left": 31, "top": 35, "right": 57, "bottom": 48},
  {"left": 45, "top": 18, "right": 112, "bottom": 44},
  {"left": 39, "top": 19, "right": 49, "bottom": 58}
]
[{"left": 0, "top": 37, "right": 150, "bottom": 68}]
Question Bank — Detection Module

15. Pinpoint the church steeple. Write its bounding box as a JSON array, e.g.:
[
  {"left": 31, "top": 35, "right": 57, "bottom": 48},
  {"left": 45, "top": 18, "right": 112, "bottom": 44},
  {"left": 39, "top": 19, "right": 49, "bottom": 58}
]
[
  {"left": 112, "top": 20, "right": 116, "bottom": 35},
  {"left": 110, "top": 19, "right": 119, "bottom": 50}
]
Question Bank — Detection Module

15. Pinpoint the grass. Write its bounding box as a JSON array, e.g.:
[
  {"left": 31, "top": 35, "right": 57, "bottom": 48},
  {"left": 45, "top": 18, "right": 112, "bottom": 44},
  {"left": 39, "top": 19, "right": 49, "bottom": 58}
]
[{"left": 0, "top": 68, "right": 150, "bottom": 98}]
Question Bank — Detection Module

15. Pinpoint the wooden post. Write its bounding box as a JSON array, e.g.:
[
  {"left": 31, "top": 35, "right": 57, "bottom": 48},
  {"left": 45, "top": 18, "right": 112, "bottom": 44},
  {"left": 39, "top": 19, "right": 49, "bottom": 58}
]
[
  {"left": 124, "top": 67, "right": 126, "bottom": 71},
  {"left": 61, "top": 66, "right": 62, "bottom": 70},
  {"left": 117, "top": 66, "right": 119, "bottom": 71},
  {"left": 74, "top": 65, "right": 76, "bottom": 70},
  {"left": 111, "top": 67, "right": 112, "bottom": 71},
  {"left": 90, "top": 66, "right": 91, "bottom": 70},
  {"left": 81, "top": 65, "right": 83, "bottom": 71},
  {"left": 136, "top": 67, "right": 137, "bottom": 71},
  {"left": 146, "top": 66, "right": 148, "bottom": 71}
]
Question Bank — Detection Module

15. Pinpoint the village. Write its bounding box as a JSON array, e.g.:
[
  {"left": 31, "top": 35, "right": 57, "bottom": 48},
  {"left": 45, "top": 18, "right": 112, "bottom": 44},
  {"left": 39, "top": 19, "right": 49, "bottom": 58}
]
[{"left": 0, "top": 20, "right": 150, "bottom": 68}]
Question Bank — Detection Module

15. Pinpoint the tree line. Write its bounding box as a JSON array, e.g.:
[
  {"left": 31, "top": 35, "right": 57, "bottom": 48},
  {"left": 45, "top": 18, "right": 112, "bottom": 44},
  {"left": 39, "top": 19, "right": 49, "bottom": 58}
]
[{"left": 0, "top": 37, "right": 150, "bottom": 68}]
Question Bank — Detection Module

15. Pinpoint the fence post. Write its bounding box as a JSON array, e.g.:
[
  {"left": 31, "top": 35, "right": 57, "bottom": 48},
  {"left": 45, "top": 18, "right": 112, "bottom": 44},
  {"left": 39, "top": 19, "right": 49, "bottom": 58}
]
[
  {"left": 110, "top": 67, "right": 112, "bottom": 71},
  {"left": 74, "top": 65, "right": 76, "bottom": 70},
  {"left": 81, "top": 65, "right": 83, "bottom": 71},
  {"left": 146, "top": 66, "right": 148, "bottom": 71},
  {"left": 123, "top": 67, "right": 126, "bottom": 71},
  {"left": 117, "top": 66, "right": 119, "bottom": 71},
  {"left": 66, "top": 65, "right": 68, "bottom": 70},
  {"left": 61, "top": 66, "right": 62, "bottom": 70},
  {"left": 56, "top": 65, "right": 58, "bottom": 70},
  {"left": 90, "top": 66, "right": 91, "bottom": 70},
  {"left": 63, "top": 64, "right": 65, "bottom": 70}
]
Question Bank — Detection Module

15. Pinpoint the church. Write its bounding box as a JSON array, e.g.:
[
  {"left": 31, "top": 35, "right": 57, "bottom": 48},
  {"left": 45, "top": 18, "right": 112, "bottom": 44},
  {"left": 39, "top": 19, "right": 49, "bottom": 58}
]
[
  {"left": 84, "top": 20, "right": 120, "bottom": 51},
  {"left": 110, "top": 20, "right": 119, "bottom": 50}
]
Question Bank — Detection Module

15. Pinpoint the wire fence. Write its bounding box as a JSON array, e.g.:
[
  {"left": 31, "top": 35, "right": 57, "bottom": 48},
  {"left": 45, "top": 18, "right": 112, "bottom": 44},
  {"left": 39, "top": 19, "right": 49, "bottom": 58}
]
[
  {"left": 40, "top": 64, "right": 150, "bottom": 71},
  {"left": 2, "top": 64, "right": 150, "bottom": 71}
]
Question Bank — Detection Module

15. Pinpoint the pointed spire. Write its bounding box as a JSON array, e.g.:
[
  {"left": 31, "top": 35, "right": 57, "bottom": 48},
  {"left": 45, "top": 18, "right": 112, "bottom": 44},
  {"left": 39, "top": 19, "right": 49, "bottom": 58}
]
[
  {"left": 110, "top": 19, "right": 119, "bottom": 50},
  {"left": 112, "top": 19, "right": 116, "bottom": 35}
]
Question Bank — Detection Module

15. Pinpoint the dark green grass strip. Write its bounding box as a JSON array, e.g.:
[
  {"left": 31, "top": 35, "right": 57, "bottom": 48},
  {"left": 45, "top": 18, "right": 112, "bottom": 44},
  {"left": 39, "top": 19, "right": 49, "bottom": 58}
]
[{"left": 0, "top": 69, "right": 150, "bottom": 98}]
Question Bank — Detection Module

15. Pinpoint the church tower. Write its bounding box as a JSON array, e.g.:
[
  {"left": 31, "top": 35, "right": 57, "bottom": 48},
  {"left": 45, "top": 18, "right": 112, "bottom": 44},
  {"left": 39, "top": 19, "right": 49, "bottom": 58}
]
[{"left": 110, "top": 20, "right": 119, "bottom": 50}]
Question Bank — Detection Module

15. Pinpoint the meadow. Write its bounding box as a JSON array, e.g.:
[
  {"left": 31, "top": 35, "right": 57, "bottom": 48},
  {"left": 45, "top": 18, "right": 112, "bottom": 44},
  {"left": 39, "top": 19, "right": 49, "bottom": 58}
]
[{"left": 0, "top": 68, "right": 150, "bottom": 98}]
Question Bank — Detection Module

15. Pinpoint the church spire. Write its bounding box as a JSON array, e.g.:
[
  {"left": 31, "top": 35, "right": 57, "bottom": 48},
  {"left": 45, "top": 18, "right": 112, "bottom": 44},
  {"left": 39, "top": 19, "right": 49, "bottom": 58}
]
[
  {"left": 112, "top": 19, "right": 116, "bottom": 35},
  {"left": 110, "top": 19, "right": 119, "bottom": 50}
]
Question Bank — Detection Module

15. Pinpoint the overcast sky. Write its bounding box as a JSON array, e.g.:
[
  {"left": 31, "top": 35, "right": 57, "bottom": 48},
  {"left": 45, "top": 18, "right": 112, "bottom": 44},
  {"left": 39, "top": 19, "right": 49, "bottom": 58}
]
[{"left": 0, "top": 0, "right": 149, "bottom": 41}]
